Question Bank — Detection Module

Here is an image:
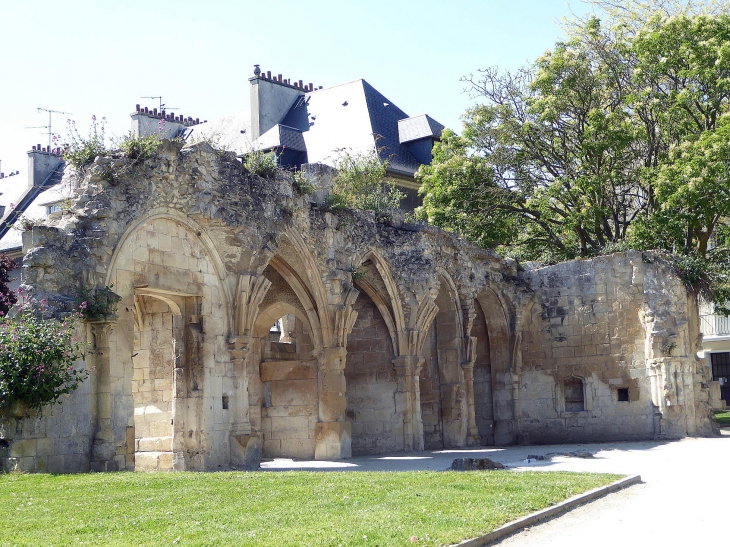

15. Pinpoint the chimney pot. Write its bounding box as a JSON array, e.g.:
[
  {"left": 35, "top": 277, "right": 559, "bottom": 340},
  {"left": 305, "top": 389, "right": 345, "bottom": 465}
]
[
  {"left": 299, "top": 80, "right": 303, "bottom": 88},
  {"left": 136, "top": 104, "right": 140, "bottom": 111},
  {"left": 278, "top": 74, "right": 282, "bottom": 82},
  {"left": 308, "top": 83, "right": 313, "bottom": 90},
  {"left": 144, "top": 107, "right": 149, "bottom": 114},
  {"left": 267, "top": 70, "right": 271, "bottom": 79},
  {"left": 196, "top": 118, "right": 200, "bottom": 124},
  {"left": 153, "top": 108, "right": 158, "bottom": 116},
  {"left": 37, "top": 144, "right": 41, "bottom": 150}
]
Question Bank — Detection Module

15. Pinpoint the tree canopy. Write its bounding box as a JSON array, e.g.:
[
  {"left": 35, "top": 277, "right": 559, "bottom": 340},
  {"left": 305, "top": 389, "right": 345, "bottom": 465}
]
[
  {"left": 417, "top": 2, "right": 730, "bottom": 304},
  {"left": 418, "top": 4, "right": 730, "bottom": 264}
]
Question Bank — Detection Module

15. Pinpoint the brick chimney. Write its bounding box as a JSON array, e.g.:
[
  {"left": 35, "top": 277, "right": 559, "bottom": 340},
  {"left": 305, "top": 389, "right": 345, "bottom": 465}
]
[
  {"left": 27, "top": 147, "right": 63, "bottom": 188},
  {"left": 249, "top": 65, "right": 305, "bottom": 140}
]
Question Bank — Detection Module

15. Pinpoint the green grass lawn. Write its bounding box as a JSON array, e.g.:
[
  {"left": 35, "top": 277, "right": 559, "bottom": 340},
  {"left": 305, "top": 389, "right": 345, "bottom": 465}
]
[
  {"left": 0, "top": 470, "right": 621, "bottom": 547},
  {"left": 714, "top": 409, "right": 730, "bottom": 426}
]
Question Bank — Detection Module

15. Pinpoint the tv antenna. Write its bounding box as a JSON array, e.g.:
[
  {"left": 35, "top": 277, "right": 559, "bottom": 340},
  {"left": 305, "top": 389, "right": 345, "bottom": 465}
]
[
  {"left": 27, "top": 107, "right": 71, "bottom": 151},
  {"left": 141, "top": 96, "right": 178, "bottom": 113}
]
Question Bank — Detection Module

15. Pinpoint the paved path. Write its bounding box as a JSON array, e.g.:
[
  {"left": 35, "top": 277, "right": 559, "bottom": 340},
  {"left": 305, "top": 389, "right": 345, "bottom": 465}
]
[{"left": 262, "top": 433, "right": 730, "bottom": 545}]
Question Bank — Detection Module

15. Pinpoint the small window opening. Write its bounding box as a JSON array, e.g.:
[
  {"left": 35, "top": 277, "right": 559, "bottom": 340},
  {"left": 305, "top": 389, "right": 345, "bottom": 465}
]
[
  {"left": 617, "top": 388, "right": 629, "bottom": 402},
  {"left": 46, "top": 203, "right": 62, "bottom": 215},
  {"left": 564, "top": 377, "right": 585, "bottom": 412},
  {"left": 222, "top": 394, "right": 229, "bottom": 410}
]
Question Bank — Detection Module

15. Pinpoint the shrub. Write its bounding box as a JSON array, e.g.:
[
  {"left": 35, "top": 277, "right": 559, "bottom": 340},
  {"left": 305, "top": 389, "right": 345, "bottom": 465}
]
[
  {"left": 669, "top": 252, "right": 730, "bottom": 315},
  {"left": 64, "top": 116, "right": 107, "bottom": 169},
  {"left": 243, "top": 150, "right": 279, "bottom": 178},
  {"left": 0, "top": 254, "right": 16, "bottom": 317},
  {"left": 15, "top": 215, "right": 44, "bottom": 231},
  {"left": 292, "top": 170, "right": 316, "bottom": 195},
  {"left": 115, "top": 131, "right": 163, "bottom": 161},
  {"left": 0, "top": 293, "right": 87, "bottom": 412},
  {"left": 76, "top": 285, "right": 121, "bottom": 321},
  {"left": 331, "top": 148, "right": 405, "bottom": 212}
]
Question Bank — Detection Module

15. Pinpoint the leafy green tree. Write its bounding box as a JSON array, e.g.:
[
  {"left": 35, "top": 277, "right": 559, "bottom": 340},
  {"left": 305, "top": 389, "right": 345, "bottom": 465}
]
[
  {"left": 419, "top": 19, "right": 645, "bottom": 260},
  {"left": 420, "top": 7, "right": 730, "bottom": 270},
  {"left": 653, "top": 115, "right": 730, "bottom": 256}
]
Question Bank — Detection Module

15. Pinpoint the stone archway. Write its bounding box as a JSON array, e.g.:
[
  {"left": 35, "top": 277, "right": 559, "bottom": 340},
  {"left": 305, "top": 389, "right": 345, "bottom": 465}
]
[
  {"left": 252, "top": 265, "right": 321, "bottom": 459},
  {"left": 105, "top": 214, "right": 230, "bottom": 471},
  {"left": 475, "top": 287, "right": 515, "bottom": 445},
  {"left": 346, "top": 277, "right": 398, "bottom": 455},
  {"left": 420, "top": 275, "right": 467, "bottom": 449},
  {"left": 131, "top": 289, "right": 202, "bottom": 471}
]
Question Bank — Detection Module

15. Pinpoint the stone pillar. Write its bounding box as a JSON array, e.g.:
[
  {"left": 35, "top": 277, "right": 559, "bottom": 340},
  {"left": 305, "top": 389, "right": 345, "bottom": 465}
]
[
  {"left": 171, "top": 314, "right": 186, "bottom": 470},
  {"left": 227, "top": 334, "right": 260, "bottom": 469},
  {"left": 89, "top": 320, "right": 117, "bottom": 471},
  {"left": 393, "top": 355, "right": 425, "bottom": 452},
  {"left": 314, "top": 347, "right": 351, "bottom": 459},
  {"left": 461, "top": 362, "right": 481, "bottom": 446}
]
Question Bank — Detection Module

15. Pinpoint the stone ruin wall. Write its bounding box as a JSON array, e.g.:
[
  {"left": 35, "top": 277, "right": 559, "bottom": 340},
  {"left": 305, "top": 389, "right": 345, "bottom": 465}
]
[
  {"left": 0, "top": 141, "right": 715, "bottom": 472},
  {"left": 519, "top": 253, "right": 716, "bottom": 443}
]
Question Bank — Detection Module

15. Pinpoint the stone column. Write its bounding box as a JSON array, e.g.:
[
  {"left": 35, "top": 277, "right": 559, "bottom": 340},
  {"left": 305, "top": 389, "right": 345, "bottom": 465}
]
[
  {"left": 171, "top": 314, "right": 186, "bottom": 470},
  {"left": 393, "top": 355, "right": 425, "bottom": 452},
  {"left": 89, "top": 320, "right": 117, "bottom": 471},
  {"left": 227, "top": 334, "right": 260, "bottom": 469},
  {"left": 461, "top": 336, "right": 480, "bottom": 446},
  {"left": 314, "top": 346, "right": 351, "bottom": 459},
  {"left": 461, "top": 362, "right": 481, "bottom": 446}
]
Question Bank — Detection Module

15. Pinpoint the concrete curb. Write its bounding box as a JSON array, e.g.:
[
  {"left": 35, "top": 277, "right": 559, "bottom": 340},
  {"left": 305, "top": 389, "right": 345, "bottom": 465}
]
[{"left": 452, "top": 474, "right": 642, "bottom": 547}]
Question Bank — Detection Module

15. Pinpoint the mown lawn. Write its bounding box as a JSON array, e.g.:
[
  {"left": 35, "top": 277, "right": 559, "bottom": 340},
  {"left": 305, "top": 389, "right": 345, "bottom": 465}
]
[
  {"left": 0, "top": 470, "right": 621, "bottom": 547},
  {"left": 714, "top": 409, "right": 730, "bottom": 426}
]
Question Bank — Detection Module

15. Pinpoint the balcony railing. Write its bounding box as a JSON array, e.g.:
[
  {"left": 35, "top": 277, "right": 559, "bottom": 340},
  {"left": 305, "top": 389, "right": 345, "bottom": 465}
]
[{"left": 700, "top": 312, "right": 730, "bottom": 337}]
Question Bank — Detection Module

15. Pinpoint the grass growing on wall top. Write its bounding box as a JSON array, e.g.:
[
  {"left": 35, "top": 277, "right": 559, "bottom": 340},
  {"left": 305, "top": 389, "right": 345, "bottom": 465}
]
[{"left": 0, "top": 470, "right": 620, "bottom": 546}]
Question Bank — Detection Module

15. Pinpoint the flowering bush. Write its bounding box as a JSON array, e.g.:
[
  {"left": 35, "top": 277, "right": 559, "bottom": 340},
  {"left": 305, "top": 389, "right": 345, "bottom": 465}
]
[
  {"left": 0, "top": 293, "right": 88, "bottom": 413},
  {"left": 76, "top": 285, "right": 121, "bottom": 321},
  {"left": 64, "top": 115, "right": 107, "bottom": 169},
  {"left": 0, "top": 253, "right": 16, "bottom": 316}
]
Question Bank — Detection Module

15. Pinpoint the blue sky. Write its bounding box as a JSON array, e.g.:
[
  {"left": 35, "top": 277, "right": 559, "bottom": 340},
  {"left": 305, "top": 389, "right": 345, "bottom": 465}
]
[{"left": 0, "top": 0, "right": 587, "bottom": 174}]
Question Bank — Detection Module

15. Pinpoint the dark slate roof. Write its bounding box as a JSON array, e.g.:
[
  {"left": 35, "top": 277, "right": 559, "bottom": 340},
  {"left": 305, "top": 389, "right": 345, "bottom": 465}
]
[
  {"left": 398, "top": 114, "right": 445, "bottom": 144},
  {"left": 280, "top": 79, "right": 432, "bottom": 175},
  {"left": 256, "top": 124, "right": 307, "bottom": 152},
  {"left": 0, "top": 162, "right": 65, "bottom": 245}
]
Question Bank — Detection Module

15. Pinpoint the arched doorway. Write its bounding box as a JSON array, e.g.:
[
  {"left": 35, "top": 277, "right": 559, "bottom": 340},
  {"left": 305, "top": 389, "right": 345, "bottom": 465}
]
[
  {"left": 252, "top": 263, "right": 320, "bottom": 459},
  {"left": 474, "top": 287, "right": 515, "bottom": 445},
  {"left": 345, "top": 259, "right": 400, "bottom": 455},
  {"left": 420, "top": 276, "right": 467, "bottom": 449}
]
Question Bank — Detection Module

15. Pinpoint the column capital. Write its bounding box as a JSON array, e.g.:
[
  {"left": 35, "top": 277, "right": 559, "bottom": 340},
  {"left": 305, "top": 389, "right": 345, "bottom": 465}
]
[
  {"left": 88, "top": 320, "right": 116, "bottom": 349},
  {"left": 392, "top": 355, "right": 425, "bottom": 377}
]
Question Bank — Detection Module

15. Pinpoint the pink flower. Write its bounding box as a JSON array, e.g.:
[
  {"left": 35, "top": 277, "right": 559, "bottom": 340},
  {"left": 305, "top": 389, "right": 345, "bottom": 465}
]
[
  {"left": 80, "top": 301, "right": 88, "bottom": 309},
  {"left": 410, "top": 537, "right": 418, "bottom": 543}
]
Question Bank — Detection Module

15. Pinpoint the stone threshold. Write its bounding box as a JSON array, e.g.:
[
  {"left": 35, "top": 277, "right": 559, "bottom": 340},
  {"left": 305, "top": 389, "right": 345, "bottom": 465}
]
[{"left": 451, "top": 474, "right": 642, "bottom": 547}]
